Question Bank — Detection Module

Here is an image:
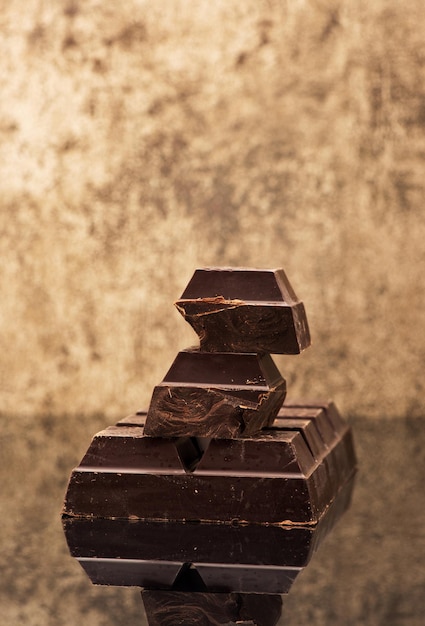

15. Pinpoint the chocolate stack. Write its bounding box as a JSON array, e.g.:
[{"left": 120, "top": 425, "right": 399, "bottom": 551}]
[
  {"left": 143, "top": 267, "right": 306, "bottom": 440},
  {"left": 62, "top": 267, "right": 357, "bottom": 617}
]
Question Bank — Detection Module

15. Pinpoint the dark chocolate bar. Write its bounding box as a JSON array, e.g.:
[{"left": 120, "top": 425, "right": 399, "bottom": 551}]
[
  {"left": 175, "top": 268, "right": 311, "bottom": 354},
  {"left": 63, "top": 408, "right": 356, "bottom": 525},
  {"left": 63, "top": 475, "right": 356, "bottom": 592},
  {"left": 63, "top": 429, "right": 315, "bottom": 524},
  {"left": 274, "top": 403, "right": 357, "bottom": 496},
  {"left": 142, "top": 586, "right": 283, "bottom": 626},
  {"left": 76, "top": 558, "right": 303, "bottom": 595},
  {"left": 63, "top": 473, "right": 355, "bottom": 564},
  {"left": 284, "top": 399, "right": 348, "bottom": 436},
  {"left": 143, "top": 350, "right": 286, "bottom": 438}
]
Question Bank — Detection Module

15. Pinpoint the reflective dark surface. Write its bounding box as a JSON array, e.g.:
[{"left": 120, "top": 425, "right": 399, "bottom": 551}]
[
  {"left": 142, "top": 585, "right": 283, "bottom": 625},
  {"left": 63, "top": 476, "right": 355, "bottom": 594},
  {"left": 2, "top": 416, "right": 424, "bottom": 625},
  {"left": 61, "top": 399, "right": 357, "bottom": 624},
  {"left": 63, "top": 478, "right": 354, "bottom": 624}
]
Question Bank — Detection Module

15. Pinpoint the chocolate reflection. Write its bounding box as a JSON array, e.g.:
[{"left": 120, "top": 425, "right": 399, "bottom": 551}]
[
  {"left": 142, "top": 584, "right": 282, "bottom": 625},
  {"left": 63, "top": 475, "right": 355, "bottom": 595}
]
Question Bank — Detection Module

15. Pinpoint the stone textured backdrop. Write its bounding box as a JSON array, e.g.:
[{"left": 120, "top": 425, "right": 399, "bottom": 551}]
[
  {"left": 2, "top": 3, "right": 425, "bottom": 625},
  {"left": 1, "top": 0, "right": 425, "bottom": 421}
]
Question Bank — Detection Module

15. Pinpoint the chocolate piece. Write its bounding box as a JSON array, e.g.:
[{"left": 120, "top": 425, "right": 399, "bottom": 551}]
[
  {"left": 62, "top": 519, "right": 315, "bottom": 567},
  {"left": 194, "top": 563, "right": 302, "bottom": 595},
  {"left": 276, "top": 403, "right": 357, "bottom": 492},
  {"left": 71, "top": 549, "right": 303, "bottom": 594},
  {"left": 285, "top": 399, "right": 348, "bottom": 436},
  {"left": 63, "top": 476, "right": 356, "bottom": 592},
  {"left": 77, "top": 425, "right": 199, "bottom": 473},
  {"left": 78, "top": 559, "right": 183, "bottom": 589},
  {"left": 142, "top": 587, "right": 282, "bottom": 626},
  {"left": 175, "top": 268, "right": 311, "bottom": 354},
  {"left": 63, "top": 411, "right": 356, "bottom": 525},
  {"left": 63, "top": 430, "right": 314, "bottom": 524},
  {"left": 144, "top": 351, "right": 286, "bottom": 438}
]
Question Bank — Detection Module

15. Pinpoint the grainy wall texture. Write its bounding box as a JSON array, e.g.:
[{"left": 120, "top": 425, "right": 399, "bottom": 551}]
[
  {"left": 1, "top": 0, "right": 424, "bottom": 421},
  {"left": 1, "top": 1, "right": 425, "bottom": 625}
]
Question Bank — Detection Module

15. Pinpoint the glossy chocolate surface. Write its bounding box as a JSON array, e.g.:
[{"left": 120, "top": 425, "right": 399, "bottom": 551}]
[
  {"left": 162, "top": 350, "right": 283, "bottom": 388},
  {"left": 64, "top": 475, "right": 355, "bottom": 565},
  {"left": 144, "top": 351, "right": 286, "bottom": 438},
  {"left": 63, "top": 404, "right": 356, "bottom": 525},
  {"left": 63, "top": 476, "right": 355, "bottom": 592},
  {"left": 176, "top": 268, "right": 310, "bottom": 354},
  {"left": 142, "top": 586, "right": 283, "bottom": 626},
  {"left": 178, "top": 268, "right": 298, "bottom": 302}
]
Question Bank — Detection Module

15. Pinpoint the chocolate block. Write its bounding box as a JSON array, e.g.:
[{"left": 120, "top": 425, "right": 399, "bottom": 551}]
[
  {"left": 144, "top": 350, "right": 286, "bottom": 438},
  {"left": 63, "top": 475, "right": 356, "bottom": 592},
  {"left": 63, "top": 429, "right": 313, "bottom": 524},
  {"left": 277, "top": 403, "right": 357, "bottom": 490},
  {"left": 78, "top": 559, "right": 183, "bottom": 589},
  {"left": 77, "top": 425, "right": 200, "bottom": 473},
  {"left": 285, "top": 399, "right": 348, "bottom": 436},
  {"left": 63, "top": 519, "right": 314, "bottom": 567},
  {"left": 63, "top": 410, "right": 356, "bottom": 525},
  {"left": 273, "top": 405, "right": 357, "bottom": 503},
  {"left": 175, "top": 268, "right": 311, "bottom": 354},
  {"left": 142, "top": 587, "right": 282, "bottom": 626}
]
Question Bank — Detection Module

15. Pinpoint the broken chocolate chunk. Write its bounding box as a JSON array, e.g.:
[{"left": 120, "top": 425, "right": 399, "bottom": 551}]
[
  {"left": 175, "top": 268, "right": 311, "bottom": 354},
  {"left": 142, "top": 587, "right": 282, "bottom": 626},
  {"left": 143, "top": 350, "right": 286, "bottom": 438},
  {"left": 142, "top": 584, "right": 282, "bottom": 626}
]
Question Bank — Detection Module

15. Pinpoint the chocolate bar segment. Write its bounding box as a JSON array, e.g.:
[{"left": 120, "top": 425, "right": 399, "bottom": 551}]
[
  {"left": 175, "top": 268, "right": 311, "bottom": 354},
  {"left": 178, "top": 268, "right": 297, "bottom": 302},
  {"left": 144, "top": 351, "right": 286, "bottom": 438},
  {"left": 78, "top": 426, "right": 189, "bottom": 472},
  {"left": 63, "top": 475, "right": 356, "bottom": 591},
  {"left": 63, "top": 424, "right": 314, "bottom": 523},
  {"left": 142, "top": 587, "right": 283, "bottom": 626},
  {"left": 62, "top": 518, "right": 316, "bottom": 566},
  {"left": 64, "top": 476, "right": 356, "bottom": 567},
  {"left": 78, "top": 424, "right": 206, "bottom": 474},
  {"left": 62, "top": 417, "right": 357, "bottom": 525},
  {"left": 194, "top": 563, "right": 302, "bottom": 595},
  {"left": 285, "top": 399, "right": 348, "bottom": 436},
  {"left": 273, "top": 405, "right": 357, "bottom": 503}
]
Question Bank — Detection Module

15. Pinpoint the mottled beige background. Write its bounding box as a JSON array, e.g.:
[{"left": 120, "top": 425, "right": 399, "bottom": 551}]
[
  {"left": 1, "top": 3, "right": 425, "bottom": 624},
  {"left": 1, "top": 0, "right": 424, "bottom": 421}
]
